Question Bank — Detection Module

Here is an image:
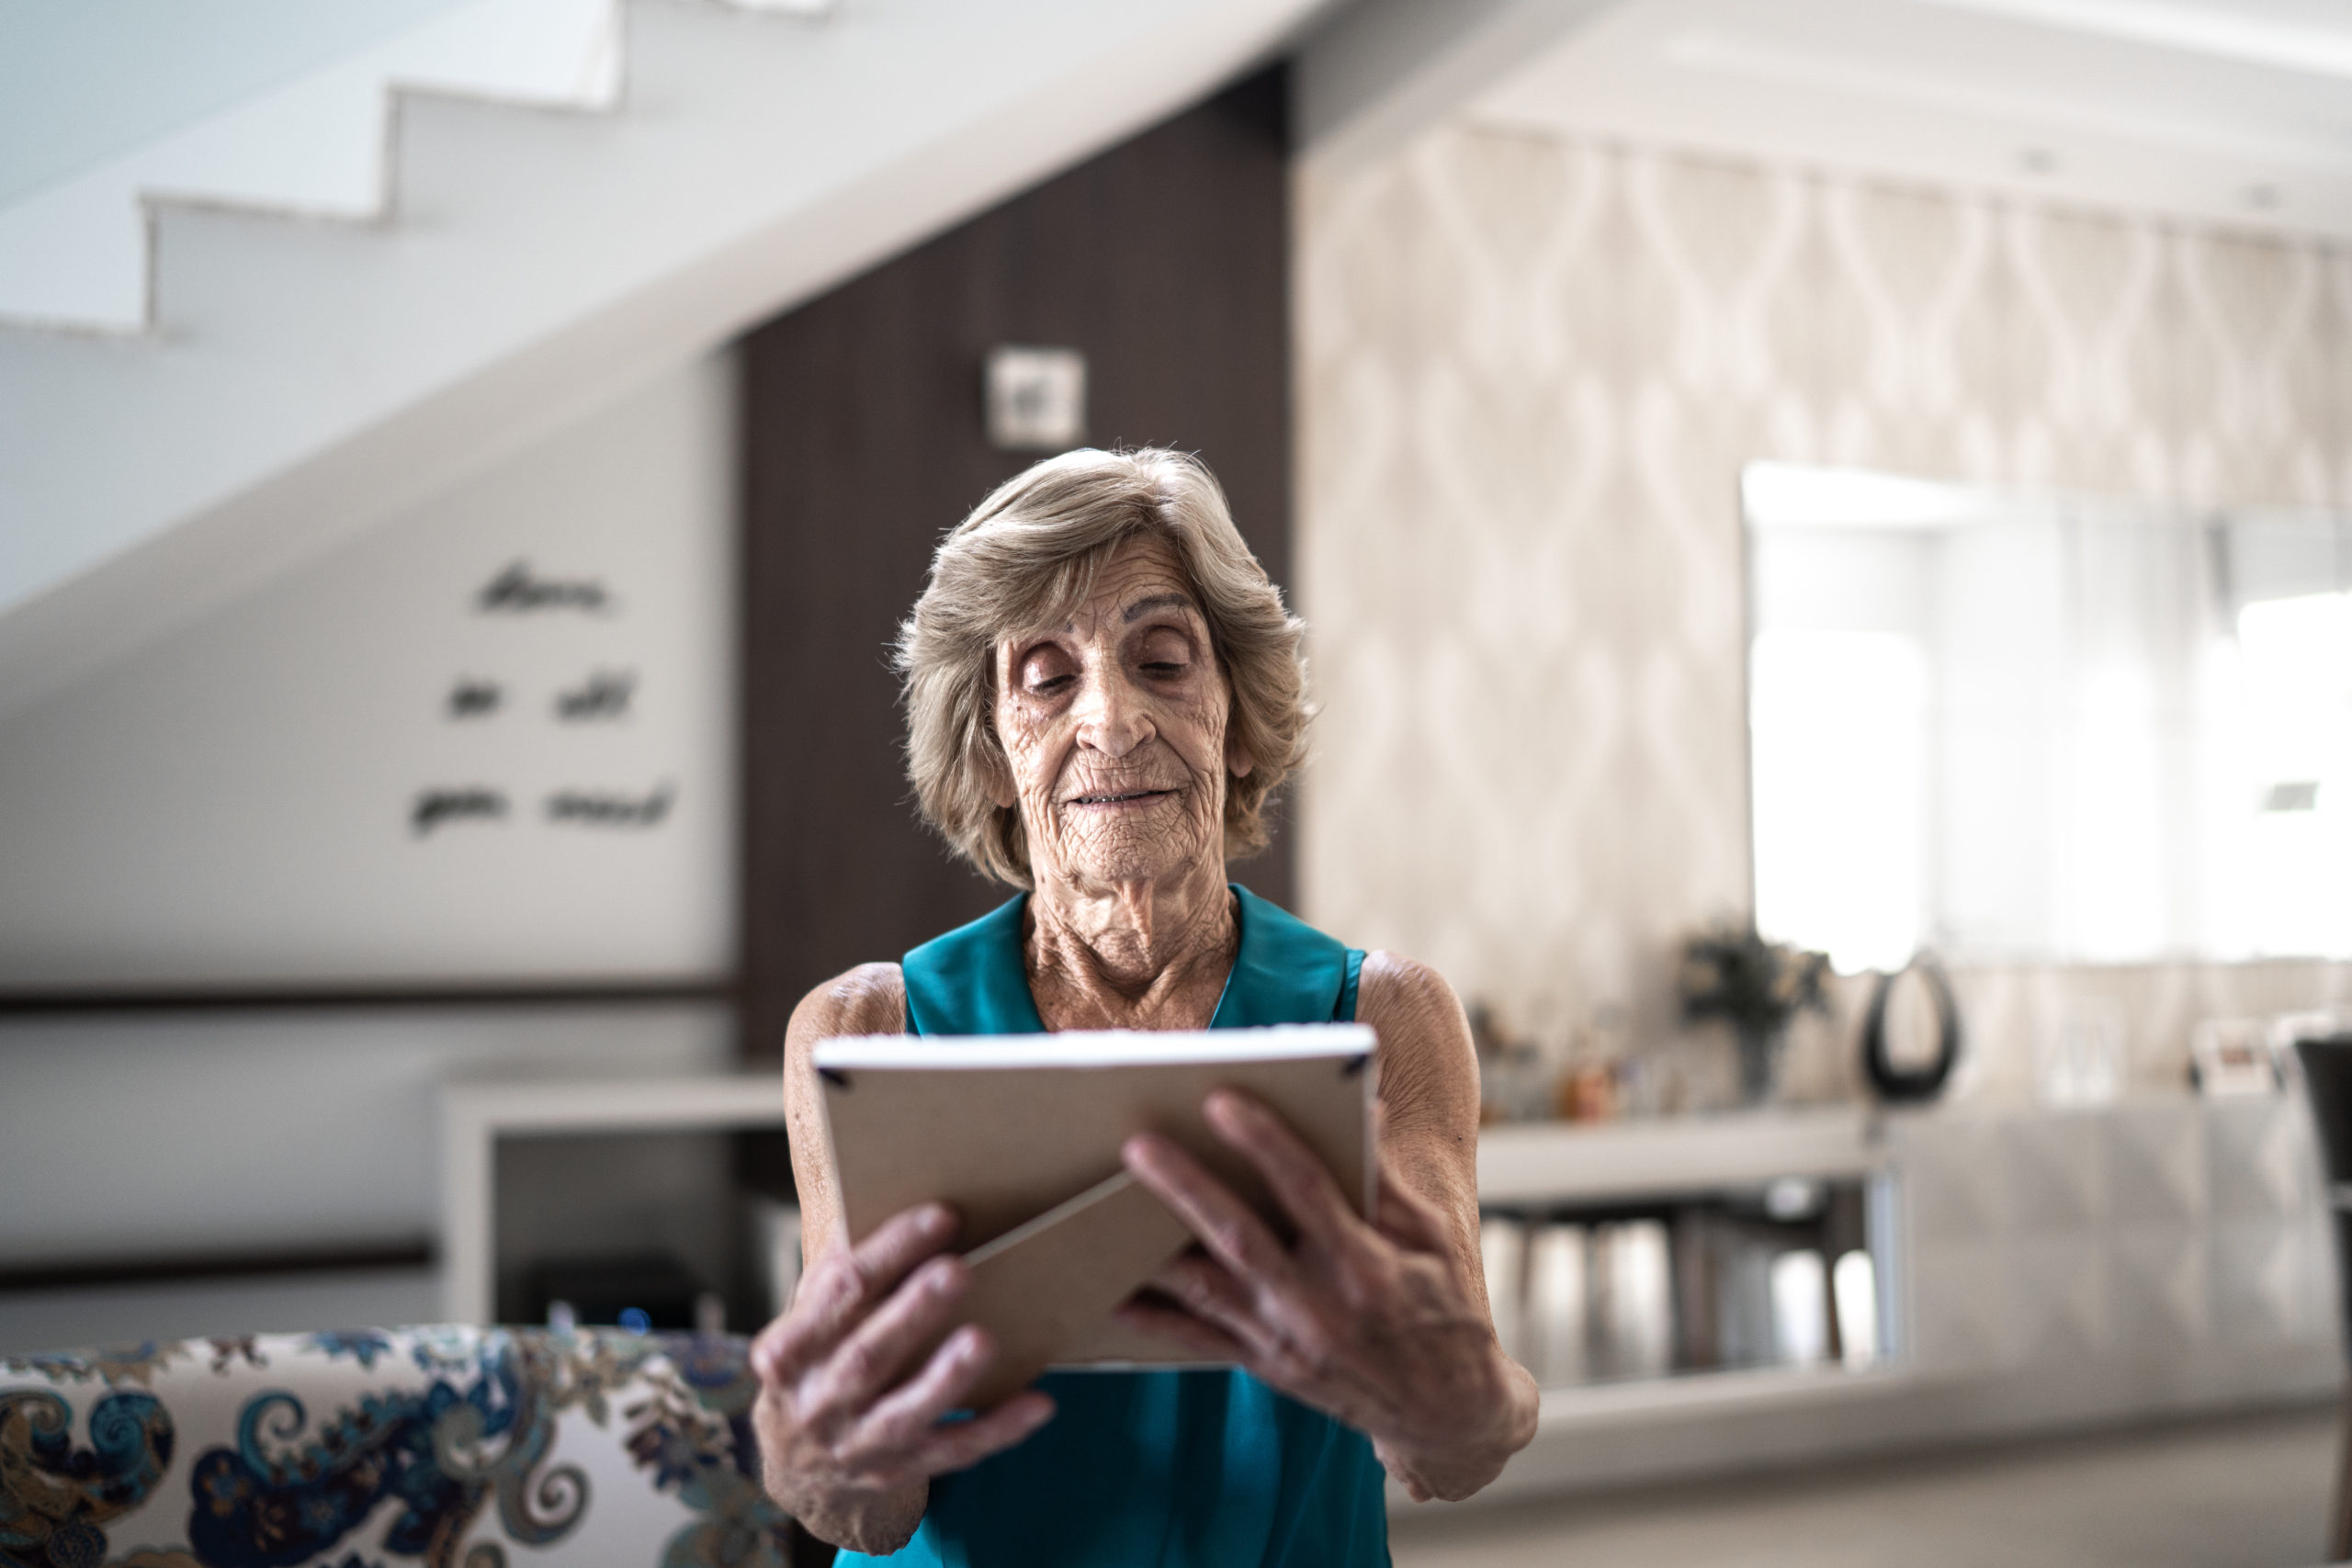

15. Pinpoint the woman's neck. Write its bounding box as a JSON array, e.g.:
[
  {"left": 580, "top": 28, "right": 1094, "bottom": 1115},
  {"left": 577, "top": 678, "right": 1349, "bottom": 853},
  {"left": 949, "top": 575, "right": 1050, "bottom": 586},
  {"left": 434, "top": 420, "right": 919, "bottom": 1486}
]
[{"left": 1023, "top": 859, "right": 1236, "bottom": 1032}]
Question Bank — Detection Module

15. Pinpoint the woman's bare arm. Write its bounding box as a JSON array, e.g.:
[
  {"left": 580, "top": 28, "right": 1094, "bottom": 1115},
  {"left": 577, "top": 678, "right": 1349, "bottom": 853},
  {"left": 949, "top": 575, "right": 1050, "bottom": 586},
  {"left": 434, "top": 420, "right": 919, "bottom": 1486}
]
[
  {"left": 1354, "top": 951, "right": 1539, "bottom": 1495},
  {"left": 1117, "top": 950, "right": 1539, "bottom": 1503},
  {"left": 779, "top": 963, "right": 906, "bottom": 1271},
  {"left": 1357, "top": 952, "right": 1492, "bottom": 1309},
  {"left": 753, "top": 964, "right": 1054, "bottom": 1554}
]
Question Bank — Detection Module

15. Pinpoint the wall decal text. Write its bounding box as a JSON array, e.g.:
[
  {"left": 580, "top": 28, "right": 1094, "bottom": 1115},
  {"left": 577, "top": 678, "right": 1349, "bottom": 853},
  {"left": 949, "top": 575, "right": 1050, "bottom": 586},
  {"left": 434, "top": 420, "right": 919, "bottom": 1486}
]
[
  {"left": 413, "top": 787, "right": 510, "bottom": 836},
  {"left": 546, "top": 784, "right": 673, "bottom": 828},
  {"left": 476, "top": 560, "right": 611, "bottom": 615},
  {"left": 555, "top": 670, "right": 635, "bottom": 722},
  {"left": 447, "top": 679, "right": 503, "bottom": 718}
]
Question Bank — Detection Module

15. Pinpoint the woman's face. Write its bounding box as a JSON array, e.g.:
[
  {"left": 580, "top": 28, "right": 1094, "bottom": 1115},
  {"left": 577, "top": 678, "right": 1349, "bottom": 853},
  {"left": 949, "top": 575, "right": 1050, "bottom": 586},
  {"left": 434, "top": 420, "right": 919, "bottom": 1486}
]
[{"left": 993, "top": 534, "right": 1250, "bottom": 892}]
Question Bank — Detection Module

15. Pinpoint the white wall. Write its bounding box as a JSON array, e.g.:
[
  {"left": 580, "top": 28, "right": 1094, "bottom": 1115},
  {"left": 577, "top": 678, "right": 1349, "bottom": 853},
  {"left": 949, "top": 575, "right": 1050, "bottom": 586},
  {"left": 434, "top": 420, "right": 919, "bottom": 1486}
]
[
  {"left": 0, "top": 346, "right": 740, "bottom": 1351},
  {"left": 0, "top": 1002, "right": 731, "bottom": 1266},
  {"left": 1295, "top": 125, "right": 2352, "bottom": 1099},
  {"left": 0, "top": 998, "right": 732, "bottom": 1351},
  {"left": 0, "top": 349, "right": 736, "bottom": 989}
]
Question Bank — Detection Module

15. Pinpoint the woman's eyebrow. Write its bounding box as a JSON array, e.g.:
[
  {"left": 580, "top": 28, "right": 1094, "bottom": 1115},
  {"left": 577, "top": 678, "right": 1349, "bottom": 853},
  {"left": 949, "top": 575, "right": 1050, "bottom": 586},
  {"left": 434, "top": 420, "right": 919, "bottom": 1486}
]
[{"left": 1123, "top": 592, "right": 1196, "bottom": 624}]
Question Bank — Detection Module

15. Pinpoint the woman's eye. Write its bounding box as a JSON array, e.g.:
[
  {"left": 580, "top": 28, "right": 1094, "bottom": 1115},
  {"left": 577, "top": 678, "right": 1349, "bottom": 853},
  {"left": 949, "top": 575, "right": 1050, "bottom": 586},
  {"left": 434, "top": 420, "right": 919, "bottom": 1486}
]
[
  {"left": 1015, "top": 648, "right": 1075, "bottom": 695},
  {"left": 1135, "top": 635, "right": 1193, "bottom": 678}
]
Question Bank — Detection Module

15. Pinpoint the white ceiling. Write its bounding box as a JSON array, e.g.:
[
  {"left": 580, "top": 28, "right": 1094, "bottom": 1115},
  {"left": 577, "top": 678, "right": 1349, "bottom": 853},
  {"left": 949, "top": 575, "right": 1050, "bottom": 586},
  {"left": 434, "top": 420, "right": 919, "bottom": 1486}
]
[{"left": 1470, "top": 0, "right": 2352, "bottom": 241}]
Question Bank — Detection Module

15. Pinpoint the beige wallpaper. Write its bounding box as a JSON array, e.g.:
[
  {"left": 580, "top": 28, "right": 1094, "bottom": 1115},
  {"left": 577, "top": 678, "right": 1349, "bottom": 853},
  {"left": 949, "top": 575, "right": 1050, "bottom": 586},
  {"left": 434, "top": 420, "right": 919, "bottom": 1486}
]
[{"left": 1293, "top": 124, "right": 2352, "bottom": 1101}]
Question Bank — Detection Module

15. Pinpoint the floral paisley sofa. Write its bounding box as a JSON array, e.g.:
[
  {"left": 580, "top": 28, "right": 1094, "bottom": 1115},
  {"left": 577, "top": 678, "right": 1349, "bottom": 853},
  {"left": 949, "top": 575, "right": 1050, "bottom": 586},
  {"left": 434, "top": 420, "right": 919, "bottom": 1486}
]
[{"left": 0, "top": 1325, "right": 794, "bottom": 1568}]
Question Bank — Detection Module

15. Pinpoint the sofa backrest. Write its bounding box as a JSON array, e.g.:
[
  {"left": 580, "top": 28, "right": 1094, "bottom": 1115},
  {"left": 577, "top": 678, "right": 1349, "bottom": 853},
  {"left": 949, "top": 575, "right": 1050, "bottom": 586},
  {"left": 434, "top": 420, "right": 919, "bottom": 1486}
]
[{"left": 0, "top": 1325, "right": 787, "bottom": 1567}]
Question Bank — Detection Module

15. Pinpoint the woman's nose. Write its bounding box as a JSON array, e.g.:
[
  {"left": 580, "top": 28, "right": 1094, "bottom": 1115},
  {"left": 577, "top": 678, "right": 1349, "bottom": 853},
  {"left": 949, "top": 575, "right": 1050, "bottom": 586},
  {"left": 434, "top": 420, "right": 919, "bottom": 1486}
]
[{"left": 1074, "top": 668, "right": 1151, "bottom": 757}]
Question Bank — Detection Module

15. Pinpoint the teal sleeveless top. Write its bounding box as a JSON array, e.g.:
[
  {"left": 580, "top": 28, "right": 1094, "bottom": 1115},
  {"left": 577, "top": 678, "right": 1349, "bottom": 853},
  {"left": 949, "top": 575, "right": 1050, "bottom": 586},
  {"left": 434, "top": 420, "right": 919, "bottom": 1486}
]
[{"left": 834, "top": 885, "right": 1390, "bottom": 1567}]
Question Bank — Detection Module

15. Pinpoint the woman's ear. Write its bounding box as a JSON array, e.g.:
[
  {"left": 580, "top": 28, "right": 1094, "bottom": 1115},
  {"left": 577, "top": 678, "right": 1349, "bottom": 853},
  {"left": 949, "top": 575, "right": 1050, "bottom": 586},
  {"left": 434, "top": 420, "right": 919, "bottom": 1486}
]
[
  {"left": 1226, "top": 728, "right": 1256, "bottom": 780},
  {"left": 980, "top": 701, "right": 1019, "bottom": 808}
]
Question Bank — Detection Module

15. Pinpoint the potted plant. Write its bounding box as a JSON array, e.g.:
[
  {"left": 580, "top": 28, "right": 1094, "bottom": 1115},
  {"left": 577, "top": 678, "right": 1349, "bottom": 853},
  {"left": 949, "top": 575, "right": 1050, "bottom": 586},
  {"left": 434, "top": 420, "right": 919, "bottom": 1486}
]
[{"left": 1677, "top": 921, "right": 1830, "bottom": 1105}]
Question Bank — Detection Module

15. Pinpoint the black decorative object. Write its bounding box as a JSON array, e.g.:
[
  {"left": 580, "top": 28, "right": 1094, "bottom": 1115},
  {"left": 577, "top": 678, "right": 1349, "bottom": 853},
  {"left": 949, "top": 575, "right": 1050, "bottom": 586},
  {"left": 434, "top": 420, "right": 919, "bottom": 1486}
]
[
  {"left": 1860, "top": 956, "right": 1962, "bottom": 1103},
  {"left": 1678, "top": 921, "right": 1830, "bottom": 1105}
]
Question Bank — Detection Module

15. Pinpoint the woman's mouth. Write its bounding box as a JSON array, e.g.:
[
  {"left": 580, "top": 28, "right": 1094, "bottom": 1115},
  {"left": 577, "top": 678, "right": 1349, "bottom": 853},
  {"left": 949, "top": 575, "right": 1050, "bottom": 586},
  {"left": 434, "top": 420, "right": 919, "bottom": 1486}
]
[{"left": 1068, "top": 787, "right": 1177, "bottom": 807}]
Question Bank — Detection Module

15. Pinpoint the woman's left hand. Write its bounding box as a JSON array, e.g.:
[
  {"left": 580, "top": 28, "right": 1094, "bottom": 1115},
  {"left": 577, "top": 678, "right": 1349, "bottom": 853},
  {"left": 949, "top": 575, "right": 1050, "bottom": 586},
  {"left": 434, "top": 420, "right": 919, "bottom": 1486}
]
[{"left": 1118, "top": 1089, "right": 1536, "bottom": 1502}]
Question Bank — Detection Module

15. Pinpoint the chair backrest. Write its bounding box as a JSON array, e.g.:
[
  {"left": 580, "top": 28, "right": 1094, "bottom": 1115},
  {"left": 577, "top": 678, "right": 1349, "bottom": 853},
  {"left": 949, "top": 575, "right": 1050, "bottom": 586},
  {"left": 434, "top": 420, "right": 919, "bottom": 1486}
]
[
  {"left": 2295, "top": 1033, "right": 2352, "bottom": 1190},
  {"left": 0, "top": 1325, "right": 789, "bottom": 1568},
  {"left": 2293, "top": 1034, "right": 2352, "bottom": 1360}
]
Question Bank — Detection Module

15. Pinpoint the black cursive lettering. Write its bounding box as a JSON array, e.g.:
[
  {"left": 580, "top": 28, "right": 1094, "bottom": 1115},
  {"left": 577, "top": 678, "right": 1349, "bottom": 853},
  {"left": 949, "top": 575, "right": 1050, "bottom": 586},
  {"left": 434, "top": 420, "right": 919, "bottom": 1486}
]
[
  {"left": 476, "top": 560, "right": 611, "bottom": 615},
  {"left": 413, "top": 787, "right": 509, "bottom": 836},
  {"left": 545, "top": 783, "right": 674, "bottom": 829},
  {"left": 555, "top": 670, "right": 635, "bottom": 722},
  {"left": 447, "top": 678, "right": 503, "bottom": 718}
]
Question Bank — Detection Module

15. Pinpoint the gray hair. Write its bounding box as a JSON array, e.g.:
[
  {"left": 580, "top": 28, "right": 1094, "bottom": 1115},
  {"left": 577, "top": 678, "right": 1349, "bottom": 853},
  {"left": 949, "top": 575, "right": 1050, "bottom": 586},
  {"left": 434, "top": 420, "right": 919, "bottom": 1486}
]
[{"left": 895, "top": 447, "right": 1309, "bottom": 888}]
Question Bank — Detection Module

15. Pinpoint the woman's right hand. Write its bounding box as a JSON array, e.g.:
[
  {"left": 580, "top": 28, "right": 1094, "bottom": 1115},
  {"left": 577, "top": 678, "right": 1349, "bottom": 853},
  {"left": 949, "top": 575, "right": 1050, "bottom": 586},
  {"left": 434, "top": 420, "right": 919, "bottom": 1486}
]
[{"left": 750, "top": 1201, "right": 1057, "bottom": 1553}]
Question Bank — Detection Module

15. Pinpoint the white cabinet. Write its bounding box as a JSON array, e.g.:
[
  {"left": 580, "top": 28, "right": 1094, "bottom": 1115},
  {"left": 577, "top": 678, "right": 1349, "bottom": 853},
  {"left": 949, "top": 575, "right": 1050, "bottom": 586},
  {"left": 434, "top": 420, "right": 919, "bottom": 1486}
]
[
  {"left": 1465, "top": 1098, "right": 2339, "bottom": 1506},
  {"left": 439, "top": 1076, "right": 789, "bottom": 1326},
  {"left": 1891, "top": 1098, "right": 2335, "bottom": 1377},
  {"left": 436, "top": 1081, "right": 2341, "bottom": 1506}
]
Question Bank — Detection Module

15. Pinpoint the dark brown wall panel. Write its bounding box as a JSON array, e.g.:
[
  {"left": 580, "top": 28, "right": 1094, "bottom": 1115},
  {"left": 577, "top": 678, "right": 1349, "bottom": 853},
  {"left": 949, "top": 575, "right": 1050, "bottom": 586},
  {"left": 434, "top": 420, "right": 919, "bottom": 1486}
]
[{"left": 739, "top": 69, "right": 1293, "bottom": 1063}]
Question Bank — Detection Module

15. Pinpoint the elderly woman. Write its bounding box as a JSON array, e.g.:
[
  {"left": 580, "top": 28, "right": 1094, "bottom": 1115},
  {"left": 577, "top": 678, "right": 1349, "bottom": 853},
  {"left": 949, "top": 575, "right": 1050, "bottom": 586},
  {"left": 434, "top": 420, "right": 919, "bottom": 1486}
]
[{"left": 752, "top": 448, "right": 1536, "bottom": 1564}]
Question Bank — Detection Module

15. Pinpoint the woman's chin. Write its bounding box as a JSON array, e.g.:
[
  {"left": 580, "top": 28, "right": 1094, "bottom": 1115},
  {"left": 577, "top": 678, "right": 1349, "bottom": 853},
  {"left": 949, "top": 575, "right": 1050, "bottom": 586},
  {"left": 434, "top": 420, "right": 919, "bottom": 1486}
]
[
  {"left": 1063, "top": 851, "right": 1202, "bottom": 888},
  {"left": 1045, "top": 825, "right": 1218, "bottom": 890}
]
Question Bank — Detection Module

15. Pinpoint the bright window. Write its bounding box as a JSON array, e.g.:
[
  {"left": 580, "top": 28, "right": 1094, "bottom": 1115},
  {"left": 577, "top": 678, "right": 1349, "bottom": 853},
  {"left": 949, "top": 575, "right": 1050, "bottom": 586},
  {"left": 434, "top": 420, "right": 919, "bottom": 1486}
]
[
  {"left": 1746, "top": 464, "right": 2352, "bottom": 968},
  {"left": 1750, "top": 628, "right": 1928, "bottom": 975},
  {"left": 2231, "top": 592, "right": 2352, "bottom": 957}
]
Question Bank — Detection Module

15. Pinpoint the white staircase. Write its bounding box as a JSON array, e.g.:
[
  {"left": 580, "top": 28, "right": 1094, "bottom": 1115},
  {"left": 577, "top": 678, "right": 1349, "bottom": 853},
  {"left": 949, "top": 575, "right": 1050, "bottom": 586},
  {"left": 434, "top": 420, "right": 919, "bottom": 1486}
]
[
  {"left": 0, "top": 0, "right": 1327, "bottom": 716},
  {"left": 0, "top": 0, "right": 632, "bottom": 333}
]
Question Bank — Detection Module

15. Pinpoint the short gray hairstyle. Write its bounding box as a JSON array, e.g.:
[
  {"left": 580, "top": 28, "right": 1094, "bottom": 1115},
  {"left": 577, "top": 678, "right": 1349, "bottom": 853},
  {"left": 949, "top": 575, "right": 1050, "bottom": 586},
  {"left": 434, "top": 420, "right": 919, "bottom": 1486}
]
[{"left": 895, "top": 447, "right": 1309, "bottom": 888}]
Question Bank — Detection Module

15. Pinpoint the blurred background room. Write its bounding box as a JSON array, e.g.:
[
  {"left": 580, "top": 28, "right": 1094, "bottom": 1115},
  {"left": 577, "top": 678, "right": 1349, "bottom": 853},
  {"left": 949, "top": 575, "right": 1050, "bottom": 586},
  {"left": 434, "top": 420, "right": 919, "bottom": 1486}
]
[{"left": 4, "top": 1, "right": 2352, "bottom": 1564}]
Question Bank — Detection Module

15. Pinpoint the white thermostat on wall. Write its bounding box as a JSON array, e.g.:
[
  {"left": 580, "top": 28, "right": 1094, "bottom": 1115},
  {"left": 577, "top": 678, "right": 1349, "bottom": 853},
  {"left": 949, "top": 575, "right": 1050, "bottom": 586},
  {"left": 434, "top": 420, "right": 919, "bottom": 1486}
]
[{"left": 985, "top": 345, "right": 1088, "bottom": 452}]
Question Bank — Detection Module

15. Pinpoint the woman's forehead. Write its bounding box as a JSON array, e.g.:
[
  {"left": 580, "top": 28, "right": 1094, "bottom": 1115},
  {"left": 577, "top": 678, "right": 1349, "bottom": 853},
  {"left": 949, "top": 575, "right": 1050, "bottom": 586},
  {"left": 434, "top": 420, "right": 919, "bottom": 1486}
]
[
  {"left": 1013, "top": 535, "right": 1200, "bottom": 640},
  {"left": 1088, "top": 534, "right": 1192, "bottom": 604},
  {"left": 1091, "top": 533, "right": 1185, "bottom": 594}
]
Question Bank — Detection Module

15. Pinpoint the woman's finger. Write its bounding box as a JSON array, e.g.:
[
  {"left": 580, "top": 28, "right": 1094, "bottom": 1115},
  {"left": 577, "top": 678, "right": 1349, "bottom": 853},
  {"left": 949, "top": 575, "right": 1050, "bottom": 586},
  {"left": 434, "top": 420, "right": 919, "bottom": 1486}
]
[
  {"left": 748, "top": 1309, "right": 797, "bottom": 1385},
  {"left": 1203, "top": 1089, "right": 1363, "bottom": 1248},
  {"left": 1114, "top": 1295, "right": 1250, "bottom": 1361},
  {"left": 1145, "top": 1254, "right": 1267, "bottom": 1348},
  {"left": 838, "top": 1323, "right": 999, "bottom": 1462},
  {"left": 763, "top": 1203, "right": 956, "bottom": 1382},
  {"left": 1122, "top": 1132, "right": 1297, "bottom": 1291},
  {"left": 900, "top": 1391, "right": 1058, "bottom": 1479},
  {"left": 797, "top": 1254, "right": 971, "bottom": 1422}
]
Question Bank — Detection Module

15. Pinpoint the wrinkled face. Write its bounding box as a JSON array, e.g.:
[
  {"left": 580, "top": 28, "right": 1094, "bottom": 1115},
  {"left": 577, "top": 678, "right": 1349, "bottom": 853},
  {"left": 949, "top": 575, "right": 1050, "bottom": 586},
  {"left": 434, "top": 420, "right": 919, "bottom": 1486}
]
[{"left": 992, "top": 534, "right": 1250, "bottom": 889}]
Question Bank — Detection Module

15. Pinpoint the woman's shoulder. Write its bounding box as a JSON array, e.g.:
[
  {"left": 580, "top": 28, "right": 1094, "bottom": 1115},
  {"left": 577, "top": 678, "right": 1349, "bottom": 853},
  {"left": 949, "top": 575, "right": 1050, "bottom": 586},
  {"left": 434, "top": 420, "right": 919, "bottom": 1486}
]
[
  {"left": 1354, "top": 951, "right": 1479, "bottom": 1151},
  {"left": 785, "top": 963, "right": 908, "bottom": 1055},
  {"left": 1355, "top": 950, "right": 1464, "bottom": 1033}
]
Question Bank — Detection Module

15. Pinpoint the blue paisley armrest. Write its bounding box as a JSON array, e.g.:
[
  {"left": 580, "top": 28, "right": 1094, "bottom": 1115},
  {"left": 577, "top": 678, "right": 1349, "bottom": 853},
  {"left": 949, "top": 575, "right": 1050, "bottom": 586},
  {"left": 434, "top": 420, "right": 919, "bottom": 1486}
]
[{"left": 0, "top": 1325, "right": 789, "bottom": 1568}]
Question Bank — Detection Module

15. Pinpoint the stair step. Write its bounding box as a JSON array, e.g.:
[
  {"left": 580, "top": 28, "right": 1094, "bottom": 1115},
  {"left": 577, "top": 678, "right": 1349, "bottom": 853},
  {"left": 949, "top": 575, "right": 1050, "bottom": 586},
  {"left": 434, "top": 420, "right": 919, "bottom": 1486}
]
[
  {"left": 0, "top": 0, "right": 630, "bottom": 333},
  {"left": 0, "top": 0, "right": 1318, "bottom": 721}
]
